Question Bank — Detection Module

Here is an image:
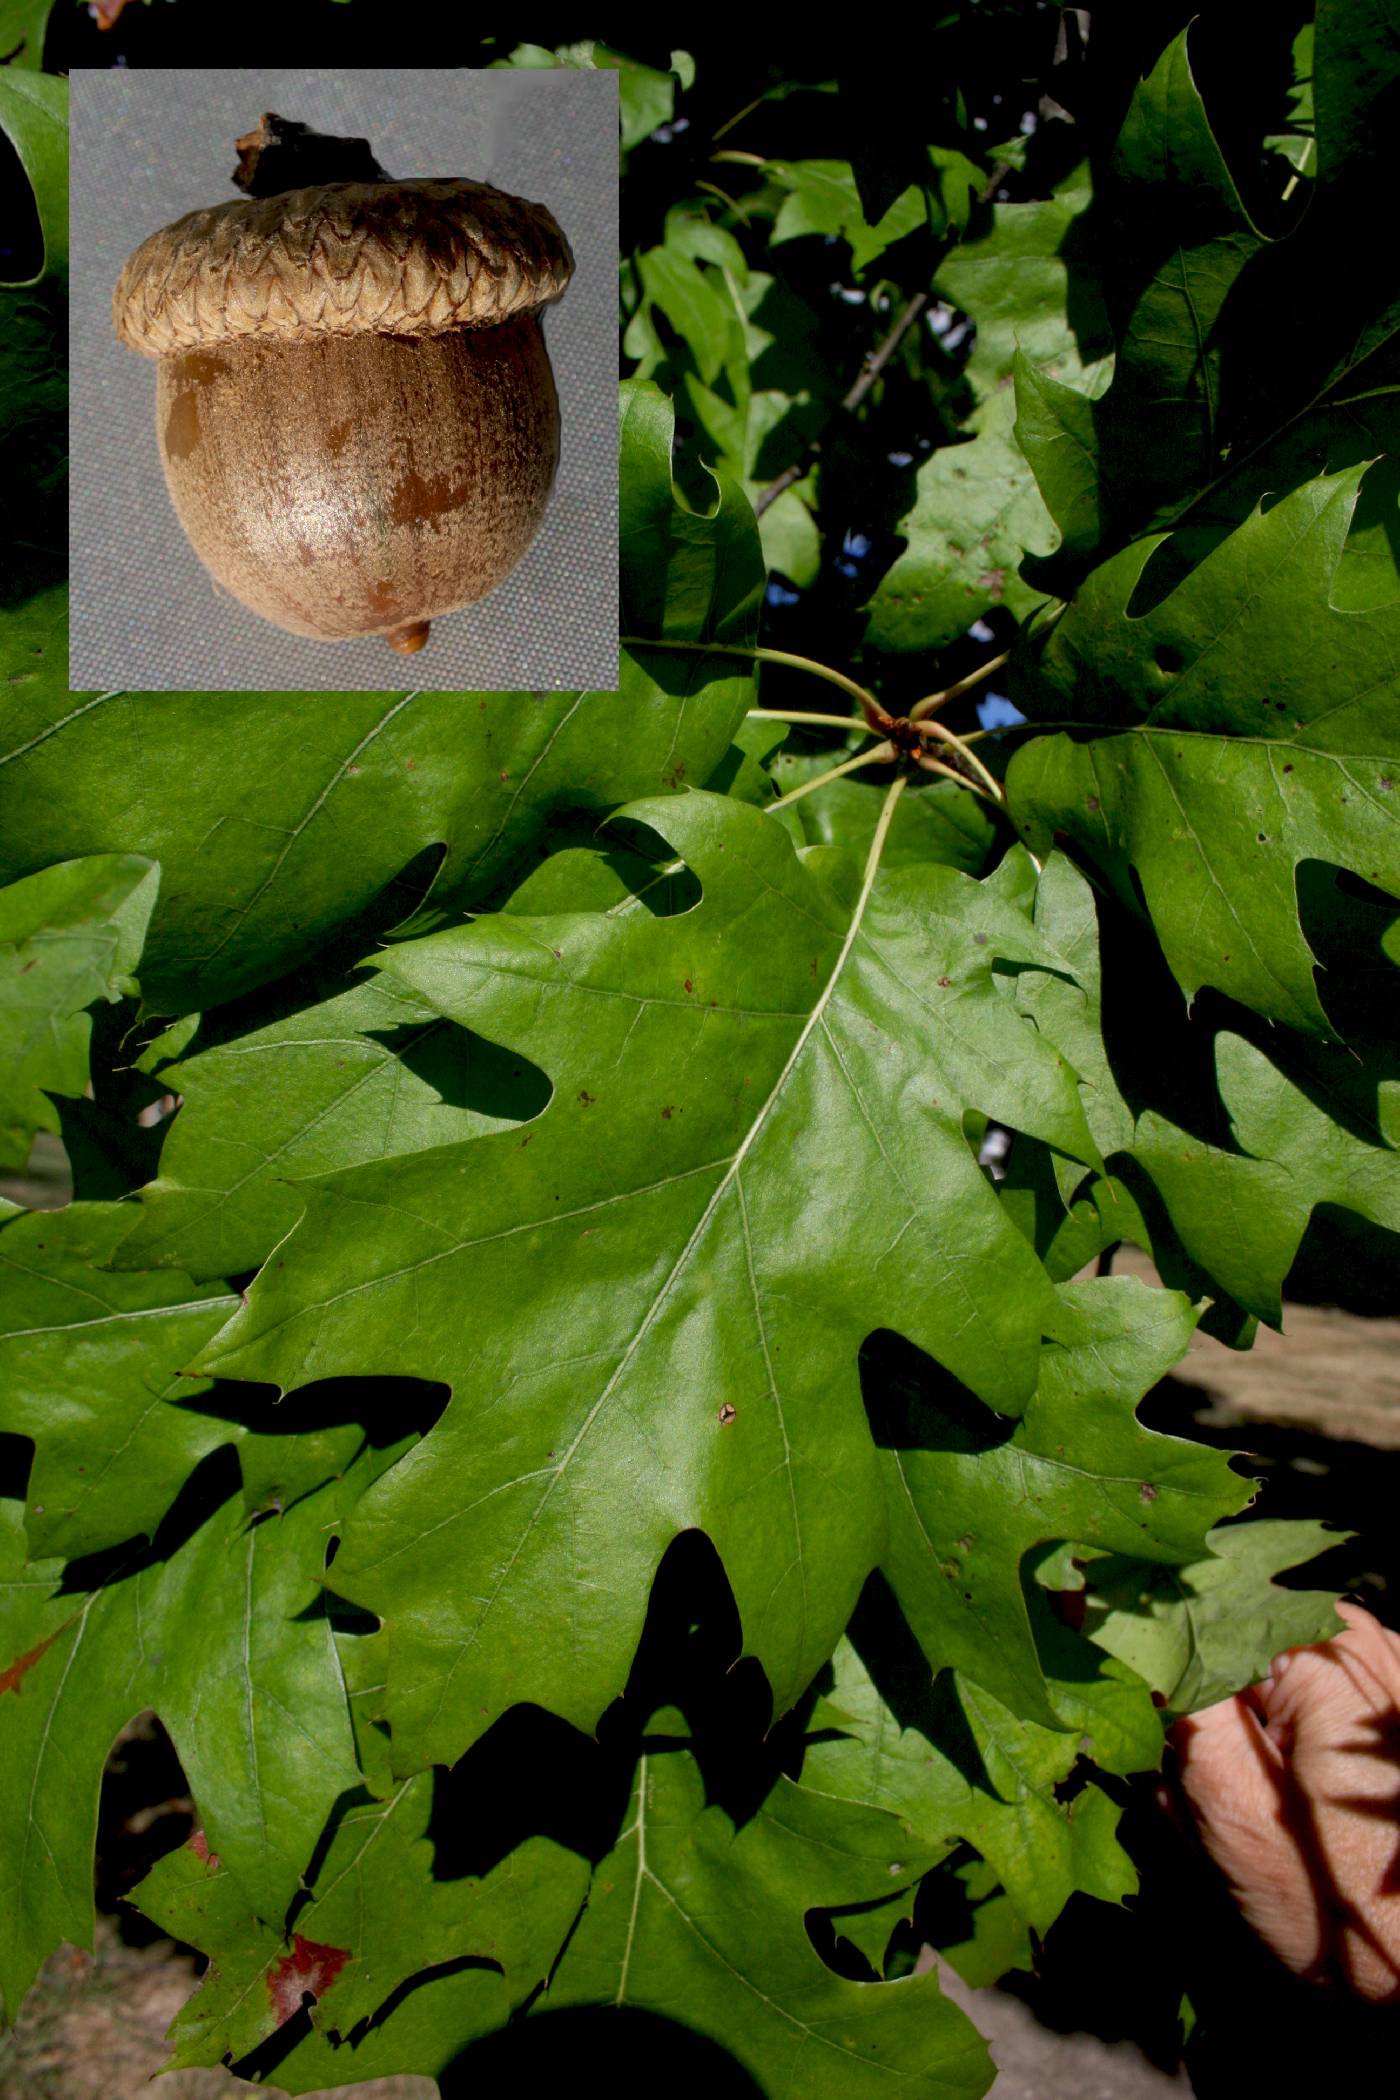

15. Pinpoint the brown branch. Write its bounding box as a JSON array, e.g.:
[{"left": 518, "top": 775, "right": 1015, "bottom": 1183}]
[{"left": 753, "top": 291, "right": 929, "bottom": 519}]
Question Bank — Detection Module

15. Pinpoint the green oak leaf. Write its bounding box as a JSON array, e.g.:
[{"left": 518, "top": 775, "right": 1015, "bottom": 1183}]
[
  {"left": 623, "top": 232, "right": 826, "bottom": 586},
  {"left": 193, "top": 790, "right": 1079, "bottom": 1769},
  {"left": 1015, "top": 12, "right": 1400, "bottom": 576},
  {"left": 765, "top": 160, "right": 925, "bottom": 275},
  {"left": 0, "top": 1202, "right": 421, "bottom": 1556},
  {"left": 0, "top": 1472, "right": 362, "bottom": 2017},
  {"left": 873, "top": 1276, "right": 1249, "bottom": 1728},
  {"left": 927, "top": 1857, "right": 1037, "bottom": 1989},
  {"left": 0, "top": 391, "right": 754, "bottom": 1016},
  {"left": 1084, "top": 1518, "right": 1347, "bottom": 1715},
  {"left": 0, "top": 71, "right": 66, "bottom": 284},
  {"left": 1090, "top": 26, "right": 1262, "bottom": 526},
  {"left": 128, "top": 1779, "right": 586, "bottom": 2083},
  {"left": 113, "top": 972, "right": 549, "bottom": 1281},
  {"left": 497, "top": 40, "right": 686, "bottom": 157},
  {"left": 1012, "top": 352, "right": 1102, "bottom": 560},
  {"left": 1008, "top": 468, "right": 1400, "bottom": 1037},
  {"left": 545, "top": 1733, "right": 992, "bottom": 2100},
  {"left": 0, "top": 1203, "right": 236, "bottom": 1559},
  {"left": 0, "top": 70, "right": 65, "bottom": 654},
  {"left": 0, "top": 1, "right": 56, "bottom": 69},
  {"left": 999, "top": 850, "right": 1257, "bottom": 1337},
  {"left": 1133, "top": 1028, "right": 1400, "bottom": 1325},
  {"left": 619, "top": 378, "right": 764, "bottom": 710},
  {"left": 804, "top": 1613, "right": 1139, "bottom": 1939},
  {"left": 0, "top": 691, "right": 749, "bottom": 1016},
  {"left": 865, "top": 170, "right": 1112, "bottom": 653},
  {"left": 0, "top": 854, "right": 157, "bottom": 1171},
  {"left": 625, "top": 216, "right": 749, "bottom": 393}
]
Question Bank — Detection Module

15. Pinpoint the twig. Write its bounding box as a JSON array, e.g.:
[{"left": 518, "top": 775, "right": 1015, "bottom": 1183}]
[
  {"left": 620, "top": 635, "right": 884, "bottom": 728},
  {"left": 696, "top": 179, "right": 752, "bottom": 223},
  {"left": 753, "top": 292, "right": 930, "bottom": 518},
  {"left": 748, "top": 708, "right": 874, "bottom": 735},
  {"left": 909, "top": 649, "right": 1010, "bottom": 722},
  {"left": 914, "top": 752, "right": 1001, "bottom": 805},
  {"left": 918, "top": 719, "right": 1004, "bottom": 801},
  {"left": 713, "top": 94, "right": 766, "bottom": 143},
  {"left": 772, "top": 742, "right": 897, "bottom": 807}
]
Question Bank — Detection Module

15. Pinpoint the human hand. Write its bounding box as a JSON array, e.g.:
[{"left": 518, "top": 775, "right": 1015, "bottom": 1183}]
[{"left": 1167, "top": 1601, "right": 1400, "bottom": 2001}]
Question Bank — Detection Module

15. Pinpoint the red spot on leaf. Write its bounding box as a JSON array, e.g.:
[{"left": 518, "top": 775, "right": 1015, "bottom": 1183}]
[
  {"left": 0, "top": 1629, "right": 64, "bottom": 1696},
  {"left": 189, "top": 1829, "right": 221, "bottom": 1870},
  {"left": 266, "top": 1935, "right": 349, "bottom": 2026}
]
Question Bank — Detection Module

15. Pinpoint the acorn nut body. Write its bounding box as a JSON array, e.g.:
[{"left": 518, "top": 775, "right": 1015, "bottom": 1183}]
[{"left": 114, "top": 165, "right": 574, "bottom": 654}]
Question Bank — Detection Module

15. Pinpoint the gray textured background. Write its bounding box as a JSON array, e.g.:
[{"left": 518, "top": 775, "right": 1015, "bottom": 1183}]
[{"left": 70, "top": 67, "right": 619, "bottom": 693}]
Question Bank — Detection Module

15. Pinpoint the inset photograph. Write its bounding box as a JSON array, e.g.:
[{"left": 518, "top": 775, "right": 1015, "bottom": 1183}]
[{"left": 71, "top": 65, "right": 618, "bottom": 691}]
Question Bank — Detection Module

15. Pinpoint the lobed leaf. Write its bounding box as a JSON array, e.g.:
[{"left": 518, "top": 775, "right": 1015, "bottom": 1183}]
[
  {"left": 193, "top": 791, "right": 1077, "bottom": 1769},
  {"left": 0, "top": 855, "right": 156, "bottom": 1171}
]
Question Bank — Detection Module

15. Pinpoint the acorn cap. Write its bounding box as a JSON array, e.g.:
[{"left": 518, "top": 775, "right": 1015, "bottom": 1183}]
[{"left": 113, "top": 177, "right": 574, "bottom": 359}]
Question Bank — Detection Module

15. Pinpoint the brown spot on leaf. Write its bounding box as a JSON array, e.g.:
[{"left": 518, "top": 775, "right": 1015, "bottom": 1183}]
[
  {"left": 661, "top": 1105, "right": 674, "bottom": 1119},
  {"left": 976, "top": 569, "right": 1006, "bottom": 597},
  {"left": 1086, "top": 796, "right": 1100, "bottom": 812},
  {"left": 1139, "top": 1481, "right": 1160, "bottom": 1503},
  {"left": 189, "top": 1829, "right": 221, "bottom": 1870},
  {"left": 718, "top": 1403, "right": 737, "bottom": 1425},
  {"left": 684, "top": 978, "right": 695, "bottom": 994},
  {"left": 266, "top": 1935, "right": 349, "bottom": 2027},
  {"left": 937, "top": 976, "right": 952, "bottom": 988},
  {"left": 578, "top": 1090, "right": 596, "bottom": 1107},
  {"left": 0, "top": 1628, "right": 64, "bottom": 1696}
]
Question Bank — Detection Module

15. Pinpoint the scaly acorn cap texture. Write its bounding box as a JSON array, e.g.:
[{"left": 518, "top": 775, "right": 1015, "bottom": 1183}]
[{"left": 113, "top": 178, "right": 575, "bottom": 358}]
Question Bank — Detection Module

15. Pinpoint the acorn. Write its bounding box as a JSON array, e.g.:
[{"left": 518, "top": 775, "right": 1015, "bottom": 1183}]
[{"left": 113, "top": 114, "right": 574, "bottom": 655}]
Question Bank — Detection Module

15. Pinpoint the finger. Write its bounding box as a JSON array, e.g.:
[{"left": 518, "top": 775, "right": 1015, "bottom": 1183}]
[
  {"left": 1174, "top": 1686, "right": 1287, "bottom": 1777},
  {"left": 1258, "top": 1608, "right": 1400, "bottom": 1744}
]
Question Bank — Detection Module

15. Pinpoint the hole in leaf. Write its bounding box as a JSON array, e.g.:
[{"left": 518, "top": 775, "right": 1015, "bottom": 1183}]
[
  {"left": 861, "top": 1330, "right": 1014, "bottom": 1456},
  {"left": 97, "top": 1712, "right": 196, "bottom": 1945},
  {"left": 0, "top": 1431, "right": 34, "bottom": 1501}
]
